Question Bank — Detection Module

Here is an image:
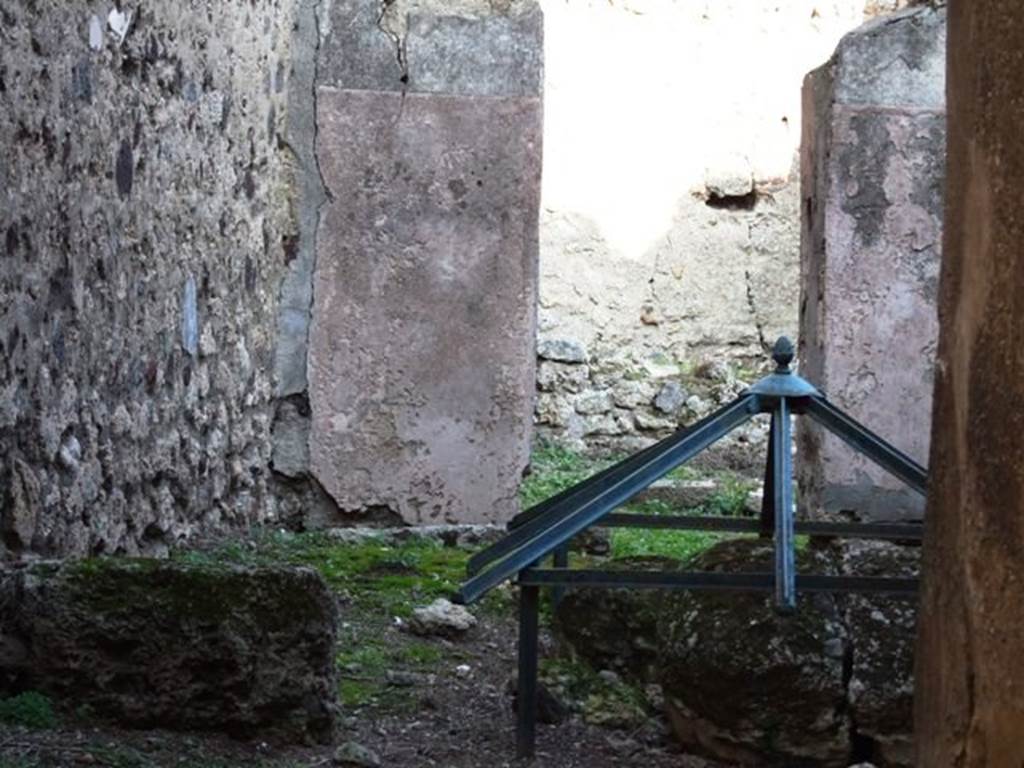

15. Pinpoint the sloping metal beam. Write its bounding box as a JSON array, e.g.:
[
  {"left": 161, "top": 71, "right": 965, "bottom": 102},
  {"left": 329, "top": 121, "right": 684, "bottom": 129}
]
[
  {"left": 456, "top": 395, "right": 761, "bottom": 604},
  {"left": 467, "top": 396, "right": 762, "bottom": 577},
  {"left": 804, "top": 396, "right": 928, "bottom": 495}
]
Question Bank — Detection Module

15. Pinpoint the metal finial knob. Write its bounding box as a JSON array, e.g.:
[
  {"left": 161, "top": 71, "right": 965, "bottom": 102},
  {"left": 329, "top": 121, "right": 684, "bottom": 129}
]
[{"left": 772, "top": 336, "right": 795, "bottom": 372}]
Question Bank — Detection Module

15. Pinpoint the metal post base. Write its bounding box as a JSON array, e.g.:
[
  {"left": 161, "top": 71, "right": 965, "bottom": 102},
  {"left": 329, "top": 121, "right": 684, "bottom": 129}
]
[{"left": 516, "top": 585, "right": 540, "bottom": 760}]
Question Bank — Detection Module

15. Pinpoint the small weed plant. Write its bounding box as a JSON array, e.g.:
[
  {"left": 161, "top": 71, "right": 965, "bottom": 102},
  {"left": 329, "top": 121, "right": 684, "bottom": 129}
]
[{"left": 0, "top": 691, "right": 57, "bottom": 729}]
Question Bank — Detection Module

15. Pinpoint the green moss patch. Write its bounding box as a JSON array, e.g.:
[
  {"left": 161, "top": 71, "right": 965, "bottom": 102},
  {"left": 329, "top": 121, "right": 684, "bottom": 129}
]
[
  {"left": 62, "top": 558, "right": 325, "bottom": 629},
  {"left": 174, "top": 531, "right": 496, "bottom": 618},
  {"left": 540, "top": 658, "right": 653, "bottom": 730},
  {"left": 0, "top": 692, "right": 58, "bottom": 730}
]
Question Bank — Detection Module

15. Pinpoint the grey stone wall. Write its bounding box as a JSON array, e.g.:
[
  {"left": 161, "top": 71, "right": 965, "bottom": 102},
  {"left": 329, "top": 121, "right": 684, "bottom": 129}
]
[
  {"left": 0, "top": 1, "right": 301, "bottom": 557},
  {"left": 0, "top": 0, "right": 946, "bottom": 556},
  {"left": 799, "top": 6, "right": 946, "bottom": 521}
]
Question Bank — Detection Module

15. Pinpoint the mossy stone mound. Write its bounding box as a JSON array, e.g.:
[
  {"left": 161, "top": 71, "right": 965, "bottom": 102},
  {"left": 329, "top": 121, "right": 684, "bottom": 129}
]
[
  {"left": 0, "top": 558, "right": 338, "bottom": 744},
  {"left": 658, "top": 539, "right": 849, "bottom": 766}
]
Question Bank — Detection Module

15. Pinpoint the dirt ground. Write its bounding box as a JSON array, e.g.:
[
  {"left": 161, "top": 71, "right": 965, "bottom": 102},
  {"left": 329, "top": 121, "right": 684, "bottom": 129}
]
[
  {"left": 0, "top": 531, "right": 727, "bottom": 768},
  {"left": 0, "top": 617, "right": 719, "bottom": 768}
]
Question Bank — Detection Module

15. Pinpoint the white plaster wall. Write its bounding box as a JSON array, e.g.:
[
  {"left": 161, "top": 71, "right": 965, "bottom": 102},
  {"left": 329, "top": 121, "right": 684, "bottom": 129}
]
[
  {"left": 535, "top": 0, "right": 900, "bottom": 452},
  {"left": 536, "top": 0, "right": 905, "bottom": 454}
]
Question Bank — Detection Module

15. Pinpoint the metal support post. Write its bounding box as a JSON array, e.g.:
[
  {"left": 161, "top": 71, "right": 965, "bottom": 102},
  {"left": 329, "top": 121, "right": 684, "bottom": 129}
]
[
  {"left": 516, "top": 584, "right": 540, "bottom": 759},
  {"left": 760, "top": 415, "right": 777, "bottom": 537},
  {"left": 551, "top": 545, "right": 569, "bottom": 610},
  {"left": 772, "top": 397, "right": 796, "bottom": 612}
]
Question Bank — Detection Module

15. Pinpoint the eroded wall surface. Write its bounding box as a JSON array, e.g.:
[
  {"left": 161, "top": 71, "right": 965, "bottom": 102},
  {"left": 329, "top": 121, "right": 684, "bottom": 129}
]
[
  {"left": 0, "top": 1, "right": 300, "bottom": 556},
  {"left": 533, "top": 0, "right": 915, "bottom": 454},
  {"left": 915, "top": 2, "right": 1024, "bottom": 760},
  {"left": 799, "top": 6, "right": 946, "bottom": 522},
  {"left": 303, "top": 0, "right": 543, "bottom": 525},
  {"left": 0, "top": 0, "right": 947, "bottom": 551}
]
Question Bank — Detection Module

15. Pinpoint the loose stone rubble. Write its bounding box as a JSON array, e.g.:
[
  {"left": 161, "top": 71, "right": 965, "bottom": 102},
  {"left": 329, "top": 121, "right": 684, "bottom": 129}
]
[{"left": 407, "top": 598, "right": 478, "bottom": 639}]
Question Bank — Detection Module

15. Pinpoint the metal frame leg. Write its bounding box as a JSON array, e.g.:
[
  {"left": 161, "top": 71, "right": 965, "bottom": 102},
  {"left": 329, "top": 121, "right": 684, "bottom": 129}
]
[
  {"left": 760, "top": 416, "right": 776, "bottom": 537},
  {"left": 551, "top": 545, "right": 569, "bottom": 610},
  {"left": 804, "top": 396, "right": 927, "bottom": 495},
  {"left": 517, "top": 585, "right": 540, "bottom": 759},
  {"left": 772, "top": 398, "right": 796, "bottom": 613}
]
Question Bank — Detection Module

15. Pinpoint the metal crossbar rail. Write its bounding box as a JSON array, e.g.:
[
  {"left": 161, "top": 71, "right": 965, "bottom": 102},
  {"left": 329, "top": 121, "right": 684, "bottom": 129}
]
[
  {"left": 518, "top": 569, "right": 919, "bottom": 595},
  {"left": 457, "top": 337, "right": 928, "bottom": 759},
  {"left": 600, "top": 513, "right": 923, "bottom": 540}
]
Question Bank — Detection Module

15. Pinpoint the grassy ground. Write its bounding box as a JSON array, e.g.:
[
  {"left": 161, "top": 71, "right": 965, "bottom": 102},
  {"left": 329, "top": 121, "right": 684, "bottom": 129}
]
[
  {"left": 173, "top": 532, "right": 515, "bottom": 715},
  {"left": 521, "top": 441, "right": 759, "bottom": 561},
  {"left": 0, "top": 441, "right": 760, "bottom": 767}
]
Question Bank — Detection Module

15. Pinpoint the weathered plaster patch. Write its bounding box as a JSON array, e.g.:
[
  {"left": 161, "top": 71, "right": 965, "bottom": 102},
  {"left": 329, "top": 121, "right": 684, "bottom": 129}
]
[{"left": 799, "top": 5, "right": 946, "bottom": 522}]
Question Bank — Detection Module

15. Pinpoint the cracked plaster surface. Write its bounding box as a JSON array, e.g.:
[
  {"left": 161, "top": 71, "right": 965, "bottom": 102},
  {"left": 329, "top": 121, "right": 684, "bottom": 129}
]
[{"left": 798, "top": 5, "right": 945, "bottom": 522}]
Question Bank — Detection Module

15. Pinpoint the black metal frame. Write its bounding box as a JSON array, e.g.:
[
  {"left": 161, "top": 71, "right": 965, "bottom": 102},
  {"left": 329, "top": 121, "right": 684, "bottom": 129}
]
[{"left": 455, "top": 337, "right": 926, "bottom": 759}]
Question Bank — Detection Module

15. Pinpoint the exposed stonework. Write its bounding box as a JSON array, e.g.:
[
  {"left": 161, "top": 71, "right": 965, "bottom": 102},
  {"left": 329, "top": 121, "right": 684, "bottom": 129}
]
[
  {"left": 533, "top": 0, "right": 914, "bottom": 456},
  {"left": 659, "top": 541, "right": 850, "bottom": 766},
  {"left": 840, "top": 541, "right": 918, "bottom": 767},
  {"left": 553, "top": 556, "right": 678, "bottom": 683},
  {"left": 0, "top": 559, "right": 338, "bottom": 743},
  {"left": 0, "top": 1, "right": 301, "bottom": 558},
  {"left": 799, "top": 6, "right": 946, "bottom": 521},
  {"left": 303, "top": 0, "right": 543, "bottom": 525},
  {"left": 0, "top": 0, "right": 940, "bottom": 557},
  {"left": 535, "top": 347, "right": 770, "bottom": 471},
  {"left": 557, "top": 540, "right": 920, "bottom": 766}
]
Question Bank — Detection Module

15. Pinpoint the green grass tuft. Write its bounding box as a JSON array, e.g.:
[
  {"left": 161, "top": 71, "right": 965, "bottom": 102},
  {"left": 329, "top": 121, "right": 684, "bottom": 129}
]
[
  {"left": 174, "top": 532, "right": 496, "bottom": 618},
  {"left": 519, "top": 441, "right": 612, "bottom": 509},
  {"left": 0, "top": 691, "right": 58, "bottom": 730},
  {"left": 610, "top": 528, "right": 740, "bottom": 561},
  {"left": 522, "top": 442, "right": 764, "bottom": 563},
  {"left": 540, "top": 658, "right": 652, "bottom": 729}
]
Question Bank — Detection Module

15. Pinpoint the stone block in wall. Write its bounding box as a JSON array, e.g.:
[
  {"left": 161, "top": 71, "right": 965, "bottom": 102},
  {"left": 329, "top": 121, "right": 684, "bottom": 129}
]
[
  {"left": 307, "top": 2, "right": 543, "bottom": 524},
  {"left": 0, "top": 560, "right": 338, "bottom": 743},
  {"left": 799, "top": 6, "right": 946, "bottom": 522}
]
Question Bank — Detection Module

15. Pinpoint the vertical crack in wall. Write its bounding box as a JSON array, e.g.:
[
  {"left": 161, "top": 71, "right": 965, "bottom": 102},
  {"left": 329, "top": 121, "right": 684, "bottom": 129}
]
[
  {"left": 274, "top": 0, "right": 331, "bottom": 400},
  {"left": 744, "top": 267, "right": 769, "bottom": 352},
  {"left": 271, "top": 0, "right": 331, "bottom": 498},
  {"left": 377, "top": 0, "right": 411, "bottom": 130},
  {"left": 273, "top": 0, "right": 407, "bottom": 525},
  {"left": 312, "top": 0, "right": 335, "bottom": 204},
  {"left": 377, "top": 0, "right": 410, "bottom": 86},
  {"left": 644, "top": 238, "right": 666, "bottom": 325}
]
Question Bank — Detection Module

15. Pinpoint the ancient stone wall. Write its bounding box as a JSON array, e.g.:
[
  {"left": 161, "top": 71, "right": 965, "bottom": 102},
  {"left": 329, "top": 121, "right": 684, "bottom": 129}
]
[
  {"left": 799, "top": 6, "right": 946, "bottom": 522},
  {"left": 533, "top": 0, "right": 912, "bottom": 456},
  {"left": 300, "top": 0, "right": 543, "bottom": 526},
  {"left": 0, "top": 1, "right": 300, "bottom": 557},
  {"left": 1, "top": 0, "right": 546, "bottom": 546},
  {"left": 0, "top": 0, "right": 949, "bottom": 554}
]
